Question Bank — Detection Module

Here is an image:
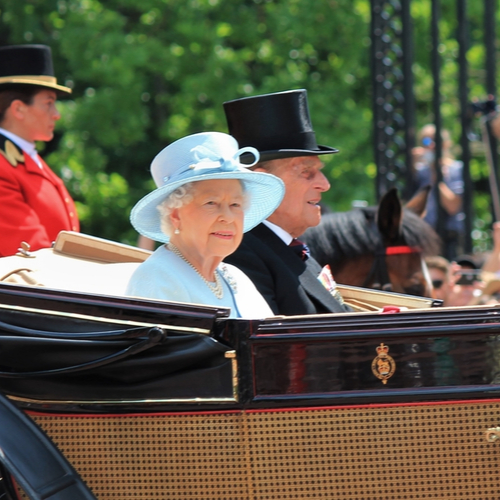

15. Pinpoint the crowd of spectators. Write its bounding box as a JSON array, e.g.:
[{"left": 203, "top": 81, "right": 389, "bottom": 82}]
[{"left": 426, "top": 222, "right": 500, "bottom": 307}]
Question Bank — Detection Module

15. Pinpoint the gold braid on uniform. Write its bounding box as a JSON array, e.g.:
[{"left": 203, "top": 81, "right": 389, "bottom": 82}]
[{"left": 0, "top": 136, "right": 25, "bottom": 167}]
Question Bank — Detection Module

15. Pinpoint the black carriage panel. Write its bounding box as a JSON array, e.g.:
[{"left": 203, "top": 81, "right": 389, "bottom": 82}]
[
  {"left": 0, "top": 284, "right": 237, "bottom": 411},
  {"left": 223, "top": 307, "right": 500, "bottom": 405}
]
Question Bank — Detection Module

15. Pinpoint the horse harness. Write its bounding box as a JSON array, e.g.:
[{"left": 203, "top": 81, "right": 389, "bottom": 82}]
[{"left": 362, "top": 236, "right": 421, "bottom": 291}]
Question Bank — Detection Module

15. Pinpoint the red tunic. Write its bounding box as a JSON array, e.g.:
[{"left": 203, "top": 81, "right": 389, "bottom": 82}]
[{"left": 0, "top": 135, "right": 79, "bottom": 256}]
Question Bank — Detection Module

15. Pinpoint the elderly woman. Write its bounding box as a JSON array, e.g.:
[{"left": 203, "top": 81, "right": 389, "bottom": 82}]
[{"left": 126, "top": 131, "right": 285, "bottom": 318}]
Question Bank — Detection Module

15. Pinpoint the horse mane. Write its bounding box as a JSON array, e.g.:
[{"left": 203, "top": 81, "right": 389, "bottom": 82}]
[{"left": 302, "top": 206, "right": 441, "bottom": 267}]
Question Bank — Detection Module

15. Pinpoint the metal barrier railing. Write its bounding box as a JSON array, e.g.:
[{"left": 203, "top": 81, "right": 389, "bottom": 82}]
[{"left": 371, "top": 0, "right": 498, "bottom": 256}]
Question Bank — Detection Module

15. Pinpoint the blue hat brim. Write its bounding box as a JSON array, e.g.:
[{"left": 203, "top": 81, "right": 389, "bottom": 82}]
[{"left": 130, "top": 169, "right": 285, "bottom": 243}]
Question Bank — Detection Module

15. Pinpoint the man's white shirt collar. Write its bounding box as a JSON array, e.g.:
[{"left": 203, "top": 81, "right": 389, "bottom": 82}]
[
  {"left": 0, "top": 128, "right": 42, "bottom": 168},
  {"left": 262, "top": 220, "right": 294, "bottom": 245}
]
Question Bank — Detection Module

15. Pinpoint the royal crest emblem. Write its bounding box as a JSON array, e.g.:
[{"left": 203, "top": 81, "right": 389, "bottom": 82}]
[{"left": 371, "top": 343, "right": 396, "bottom": 384}]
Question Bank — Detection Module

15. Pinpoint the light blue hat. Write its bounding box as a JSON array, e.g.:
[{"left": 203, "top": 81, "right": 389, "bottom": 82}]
[{"left": 130, "top": 131, "right": 285, "bottom": 243}]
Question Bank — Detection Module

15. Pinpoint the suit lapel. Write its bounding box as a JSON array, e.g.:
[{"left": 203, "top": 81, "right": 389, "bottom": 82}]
[
  {"left": 22, "top": 150, "right": 65, "bottom": 191},
  {"left": 32, "top": 155, "right": 61, "bottom": 182},
  {"left": 299, "top": 258, "right": 346, "bottom": 312},
  {"left": 23, "top": 153, "right": 46, "bottom": 175},
  {"left": 251, "top": 224, "right": 344, "bottom": 313}
]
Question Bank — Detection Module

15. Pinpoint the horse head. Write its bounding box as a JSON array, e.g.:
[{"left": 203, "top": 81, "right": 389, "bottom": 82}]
[
  {"left": 373, "top": 186, "right": 435, "bottom": 296},
  {"left": 302, "top": 186, "right": 441, "bottom": 297}
]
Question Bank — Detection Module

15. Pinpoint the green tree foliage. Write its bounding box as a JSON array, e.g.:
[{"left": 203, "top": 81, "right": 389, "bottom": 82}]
[
  {"left": 411, "top": 0, "right": 499, "bottom": 252},
  {"left": 0, "top": 0, "right": 374, "bottom": 244},
  {"left": 0, "top": 0, "right": 498, "bottom": 251}
]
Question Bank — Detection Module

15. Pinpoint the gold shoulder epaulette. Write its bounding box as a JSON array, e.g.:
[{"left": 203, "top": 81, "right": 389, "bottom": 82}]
[{"left": 0, "top": 137, "right": 25, "bottom": 167}]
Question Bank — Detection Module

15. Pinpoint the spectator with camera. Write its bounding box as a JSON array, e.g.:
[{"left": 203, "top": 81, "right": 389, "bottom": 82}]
[
  {"left": 425, "top": 255, "right": 453, "bottom": 306},
  {"left": 412, "top": 124, "right": 465, "bottom": 261},
  {"left": 446, "top": 254, "right": 484, "bottom": 307}
]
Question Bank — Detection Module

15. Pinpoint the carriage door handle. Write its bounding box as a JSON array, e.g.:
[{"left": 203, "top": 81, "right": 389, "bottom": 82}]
[{"left": 485, "top": 427, "right": 500, "bottom": 442}]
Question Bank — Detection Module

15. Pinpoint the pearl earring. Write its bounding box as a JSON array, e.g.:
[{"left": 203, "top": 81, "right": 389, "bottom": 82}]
[{"left": 174, "top": 228, "right": 180, "bottom": 235}]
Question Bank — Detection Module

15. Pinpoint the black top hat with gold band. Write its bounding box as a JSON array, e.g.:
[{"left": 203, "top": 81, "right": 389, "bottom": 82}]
[
  {"left": 0, "top": 44, "right": 71, "bottom": 95},
  {"left": 223, "top": 89, "right": 338, "bottom": 162}
]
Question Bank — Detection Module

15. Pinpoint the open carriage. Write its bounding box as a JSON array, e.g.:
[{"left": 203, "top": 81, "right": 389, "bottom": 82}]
[{"left": 0, "top": 232, "right": 499, "bottom": 500}]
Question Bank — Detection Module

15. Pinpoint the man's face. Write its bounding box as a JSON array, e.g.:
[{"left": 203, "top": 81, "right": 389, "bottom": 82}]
[
  {"left": 15, "top": 89, "right": 61, "bottom": 143},
  {"left": 261, "top": 156, "right": 330, "bottom": 237}
]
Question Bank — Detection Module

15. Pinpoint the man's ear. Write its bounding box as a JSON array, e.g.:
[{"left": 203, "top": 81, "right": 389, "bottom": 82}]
[
  {"left": 252, "top": 166, "right": 267, "bottom": 173},
  {"left": 7, "top": 99, "right": 27, "bottom": 121}
]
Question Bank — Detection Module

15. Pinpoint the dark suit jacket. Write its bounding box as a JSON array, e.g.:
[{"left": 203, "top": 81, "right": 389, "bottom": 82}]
[{"left": 224, "top": 224, "right": 350, "bottom": 316}]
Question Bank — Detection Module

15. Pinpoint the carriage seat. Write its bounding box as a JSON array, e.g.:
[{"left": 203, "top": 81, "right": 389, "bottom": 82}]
[
  {"left": 0, "top": 231, "right": 151, "bottom": 297},
  {"left": 0, "top": 232, "right": 441, "bottom": 312}
]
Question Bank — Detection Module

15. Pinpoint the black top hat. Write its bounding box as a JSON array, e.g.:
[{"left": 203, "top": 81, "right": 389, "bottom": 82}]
[
  {"left": 223, "top": 89, "right": 338, "bottom": 162},
  {"left": 0, "top": 44, "right": 71, "bottom": 94}
]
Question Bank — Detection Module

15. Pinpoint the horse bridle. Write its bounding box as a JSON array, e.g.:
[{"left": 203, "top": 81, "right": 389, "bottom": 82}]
[{"left": 362, "top": 238, "right": 422, "bottom": 291}]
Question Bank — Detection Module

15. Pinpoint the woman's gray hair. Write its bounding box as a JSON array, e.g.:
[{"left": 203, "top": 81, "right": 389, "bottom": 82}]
[
  {"left": 157, "top": 182, "right": 196, "bottom": 237},
  {"left": 157, "top": 180, "right": 250, "bottom": 237}
]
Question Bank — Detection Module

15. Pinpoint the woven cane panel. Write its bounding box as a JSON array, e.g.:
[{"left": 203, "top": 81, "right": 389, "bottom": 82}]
[
  {"left": 25, "top": 401, "right": 500, "bottom": 499},
  {"left": 27, "top": 413, "right": 248, "bottom": 499}
]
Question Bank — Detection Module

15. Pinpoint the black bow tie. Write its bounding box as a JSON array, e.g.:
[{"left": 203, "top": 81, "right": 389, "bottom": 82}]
[{"left": 289, "top": 238, "right": 310, "bottom": 261}]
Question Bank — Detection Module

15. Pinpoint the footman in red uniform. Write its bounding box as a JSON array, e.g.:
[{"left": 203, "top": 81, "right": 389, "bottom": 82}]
[{"left": 0, "top": 44, "right": 79, "bottom": 256}]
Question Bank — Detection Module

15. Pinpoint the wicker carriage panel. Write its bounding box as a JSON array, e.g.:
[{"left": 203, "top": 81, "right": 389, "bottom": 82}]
[{"left": 22, "top": 401, "right": 500, "bottom": 499}]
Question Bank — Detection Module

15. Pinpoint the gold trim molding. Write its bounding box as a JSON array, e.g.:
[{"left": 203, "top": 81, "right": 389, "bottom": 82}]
[
  {"left": 8, "top": 394, "right": 237, "bottom": 406},
  {"left": 0, "top": 302, "right": 211, "bottom": 334}
]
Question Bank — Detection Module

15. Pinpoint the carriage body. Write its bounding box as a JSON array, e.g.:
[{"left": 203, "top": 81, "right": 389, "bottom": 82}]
[
  {"left": 0, "top": 232, "right": 499, "bottom": 499},
  {"left": 1, "top": 280, "right": 500, "bottom": 499}
]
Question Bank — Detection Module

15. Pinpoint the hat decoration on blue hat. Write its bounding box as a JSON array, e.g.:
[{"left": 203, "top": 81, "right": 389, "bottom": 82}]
[{"left": 130, "top": 132, "right": 285, "bottom": 243}]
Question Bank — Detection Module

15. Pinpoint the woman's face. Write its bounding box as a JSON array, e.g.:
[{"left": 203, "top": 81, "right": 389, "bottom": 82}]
[{"left": 172, "top": 179, "right": 245, "bottom": 261}]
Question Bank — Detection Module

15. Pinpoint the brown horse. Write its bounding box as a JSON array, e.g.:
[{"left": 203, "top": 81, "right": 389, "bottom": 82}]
[{"left": 302, "top": 187, "right": 441, "bottom": 297}]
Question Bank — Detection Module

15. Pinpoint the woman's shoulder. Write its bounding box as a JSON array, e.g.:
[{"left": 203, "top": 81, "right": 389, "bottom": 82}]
[
  {"left": 137, "top": 244, "right": 171, "bottom": 264},
  {"left": 131, "top": 245, "right": 184, "bottom": 279},
  {"left": 126, "top": 245, "right": 192, "bottom": 300}
]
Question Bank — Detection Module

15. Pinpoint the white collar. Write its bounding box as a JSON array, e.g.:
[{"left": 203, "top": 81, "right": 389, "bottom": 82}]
[
  {"left": 0, "top": 128, "right": 37, "bottom": 157},
  {"left": 262, "top": 220, "right": 294, "bottom": 245}
]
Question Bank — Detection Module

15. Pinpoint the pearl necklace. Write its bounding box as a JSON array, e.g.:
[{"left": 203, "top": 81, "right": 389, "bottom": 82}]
[{"left": 167, "top": 242, "right": 224, "bottom": 299}]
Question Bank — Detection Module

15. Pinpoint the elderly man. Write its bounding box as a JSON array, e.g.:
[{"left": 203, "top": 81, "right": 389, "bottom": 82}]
[
  {"left": 223, "top": 89, "right": 350, "bottom": 315},
  {"left": 0, "top": 44, "right": 79, "bottom": 257}
]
